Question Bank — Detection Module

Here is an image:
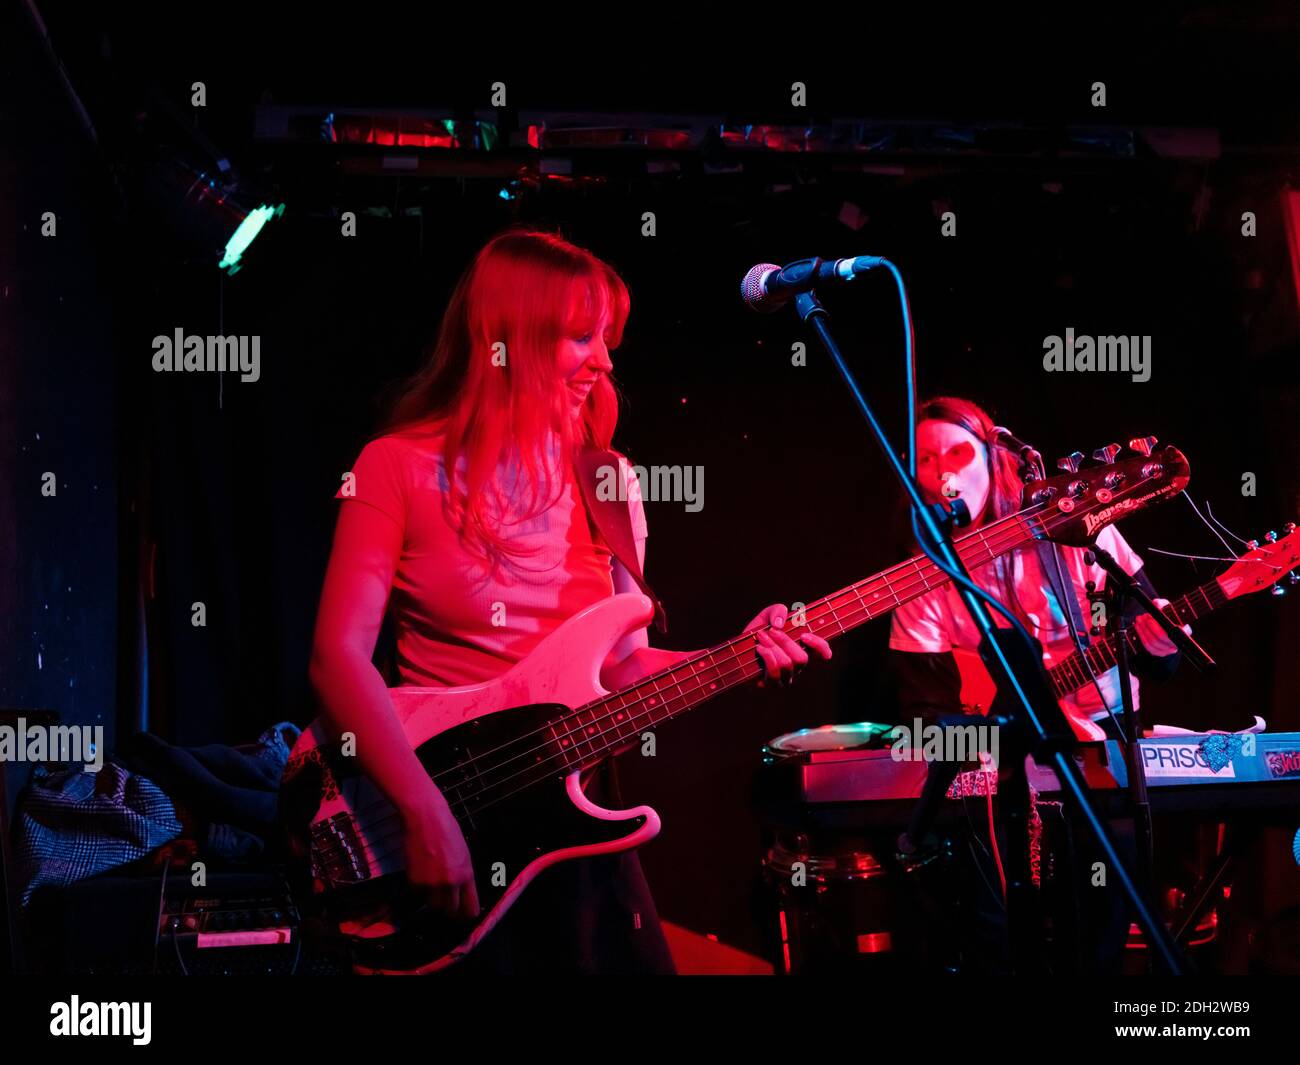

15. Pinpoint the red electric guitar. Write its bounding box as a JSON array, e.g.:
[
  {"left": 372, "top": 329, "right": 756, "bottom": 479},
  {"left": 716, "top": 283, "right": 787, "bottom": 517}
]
[
  {"left": 954, "top": 523, "right": 1300, "bottom": 725},
  {"left": 1046, "top": 522, "right": 1300, "bottom": 698}
]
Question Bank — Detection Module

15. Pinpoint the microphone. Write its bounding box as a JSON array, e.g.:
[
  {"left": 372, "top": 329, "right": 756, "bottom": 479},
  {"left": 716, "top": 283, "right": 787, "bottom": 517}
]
[
  {"left": 991, "top": 426, "right": 1034, "bottom": 453},
  {"left": 991, "top": 426, "right": 1046, "bottom": 482},
  {"left": 741, "top": 255, "right": 887, "bottom": 313}
]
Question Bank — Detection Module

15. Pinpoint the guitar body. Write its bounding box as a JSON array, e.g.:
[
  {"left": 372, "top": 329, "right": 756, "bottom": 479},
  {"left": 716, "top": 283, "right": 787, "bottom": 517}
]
[
  {"left": 951, "top": 643, "right": 1112, "bottom": 741},
  {"left": 281, "top": 593, "right": 662, "bottom": 973}
]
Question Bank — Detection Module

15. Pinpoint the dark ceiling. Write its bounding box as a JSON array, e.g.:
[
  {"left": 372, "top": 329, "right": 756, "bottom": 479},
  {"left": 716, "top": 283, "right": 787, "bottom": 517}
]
[{"left": 19, "top": 4, "right": 1300, "bottom": 158}]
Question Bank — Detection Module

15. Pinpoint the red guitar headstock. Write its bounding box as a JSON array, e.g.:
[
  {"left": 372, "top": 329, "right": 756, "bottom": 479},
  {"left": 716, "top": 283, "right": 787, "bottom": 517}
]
[
  {"left": 1020, "top": 438, "right": 1191, "bottom": 547},
  {"left": 1215, "top": 523, "right": 1300, "bottom": 600}
]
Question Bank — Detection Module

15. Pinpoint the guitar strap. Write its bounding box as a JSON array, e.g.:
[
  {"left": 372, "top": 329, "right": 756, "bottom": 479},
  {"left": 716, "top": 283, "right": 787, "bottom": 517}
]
[
  {"left": 1036, "top": 540, "right": 1090, "bottom": 653},
  {"left": 575, "top": 447, "right": 669, "bottom": 634}
]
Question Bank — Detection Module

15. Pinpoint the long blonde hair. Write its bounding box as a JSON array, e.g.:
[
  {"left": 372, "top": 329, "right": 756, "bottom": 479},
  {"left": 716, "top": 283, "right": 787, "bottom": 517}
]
[{"left": 381, "top": 228, "right": 630, "bottom": 560}]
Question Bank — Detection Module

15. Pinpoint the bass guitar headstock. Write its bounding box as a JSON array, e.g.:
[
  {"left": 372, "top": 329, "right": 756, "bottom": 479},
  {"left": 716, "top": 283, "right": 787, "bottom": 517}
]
[{"left": 1020, "top": 436, "right": 1190, "bottom": 546}]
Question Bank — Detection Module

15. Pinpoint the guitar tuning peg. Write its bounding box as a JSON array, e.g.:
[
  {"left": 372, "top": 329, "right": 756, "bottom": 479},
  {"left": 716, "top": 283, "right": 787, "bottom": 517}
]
[
  {"left": 1247, "top": 540, "right": 1260, "bottom": 551},
  {"left": 1288, "top": 571, "right": 1299, "bottom": 584},
  {"left": 1092, "top": 443, "right": 1121, "bottom": 465},
  {"left": 1128, "top": 436, "right": 1158, "bottom": 457},
  {"left": 1056, "top": 451, "right": 1085, "bottom": 474},
  {"left": 1265, "top": 531, "right": 1278, "bottom": 543},
  {"left": 1285, "top": 522, "right": 1296, "bottom": 535},
  {"left": 1271, "top": 585, "right": 1286, "bottom": 597}
]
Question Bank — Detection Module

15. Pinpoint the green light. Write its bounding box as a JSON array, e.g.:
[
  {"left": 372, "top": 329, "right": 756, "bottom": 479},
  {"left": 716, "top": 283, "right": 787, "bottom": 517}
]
[{"left": 219, "top": 202, "right": 285, "bottom": 274}]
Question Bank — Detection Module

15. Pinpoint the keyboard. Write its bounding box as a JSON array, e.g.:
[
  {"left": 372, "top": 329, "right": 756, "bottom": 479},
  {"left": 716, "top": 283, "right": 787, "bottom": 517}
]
[{"left": 757, "top": 730, "right": 1300, "bottom": 827}]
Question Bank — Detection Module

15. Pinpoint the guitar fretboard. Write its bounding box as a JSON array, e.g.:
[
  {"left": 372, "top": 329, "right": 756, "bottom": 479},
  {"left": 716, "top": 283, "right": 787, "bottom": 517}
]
[
  {"left": 548, "top": 510, "right": 1044, "bottom": 772},
  {"left": 1048, "top": 579, "right": 1228, "bottom": 697}
]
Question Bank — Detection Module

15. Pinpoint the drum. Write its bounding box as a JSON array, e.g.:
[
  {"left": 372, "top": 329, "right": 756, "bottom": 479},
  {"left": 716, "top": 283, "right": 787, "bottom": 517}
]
[
  {"left": 764, "top": 721, "right": 896, "bottom": 759},
  {"left": 758, "top": 721, "right": 946, "bottom": 974}
]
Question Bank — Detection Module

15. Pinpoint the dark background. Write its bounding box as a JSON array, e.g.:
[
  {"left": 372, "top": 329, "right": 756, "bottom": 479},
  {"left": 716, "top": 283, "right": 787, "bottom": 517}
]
[{"left": 5, "top": 5, "right": 1300, "bottom": 958}]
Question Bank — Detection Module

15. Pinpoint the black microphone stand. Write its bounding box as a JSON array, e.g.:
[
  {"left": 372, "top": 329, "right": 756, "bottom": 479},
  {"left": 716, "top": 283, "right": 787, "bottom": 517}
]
[
  {"left": 1084, "top": 545, "right": 1215, "bottom": 970},
  {"left": 791, "top": 286, "right": 1184, "bottom": 974}
]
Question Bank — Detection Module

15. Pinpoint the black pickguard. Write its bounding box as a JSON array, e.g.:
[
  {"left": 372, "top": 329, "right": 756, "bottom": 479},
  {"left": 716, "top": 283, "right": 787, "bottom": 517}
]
[{"left": 287, "top": 702, "right": 648, "bottom": 971}]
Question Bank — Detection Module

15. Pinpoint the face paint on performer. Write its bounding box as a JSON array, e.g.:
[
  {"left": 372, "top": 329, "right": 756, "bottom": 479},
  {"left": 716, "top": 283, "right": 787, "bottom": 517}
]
[{"left": 915, "top": 418, "right": 992, "bottom": 524}]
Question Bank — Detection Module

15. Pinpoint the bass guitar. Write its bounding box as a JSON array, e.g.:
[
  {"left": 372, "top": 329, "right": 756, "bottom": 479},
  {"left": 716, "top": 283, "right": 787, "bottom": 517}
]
[{"left": 281, "top": 440, "right": 1190, "bottom": 972}]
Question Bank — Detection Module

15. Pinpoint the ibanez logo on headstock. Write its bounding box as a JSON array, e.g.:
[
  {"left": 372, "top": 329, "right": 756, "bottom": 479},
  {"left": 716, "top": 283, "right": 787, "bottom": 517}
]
[{"left": 1023, "top": 439, "right": 1190, "bottom": 547}]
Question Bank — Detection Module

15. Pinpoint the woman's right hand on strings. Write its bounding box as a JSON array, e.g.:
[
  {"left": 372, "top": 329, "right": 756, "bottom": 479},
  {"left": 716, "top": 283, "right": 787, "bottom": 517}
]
[{"left": 400, "top": 791, "right": 480, "bottom": 919}]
